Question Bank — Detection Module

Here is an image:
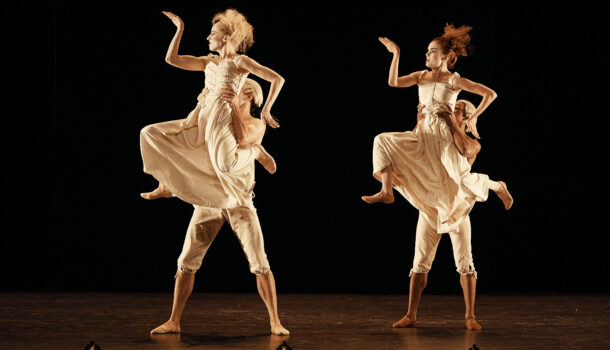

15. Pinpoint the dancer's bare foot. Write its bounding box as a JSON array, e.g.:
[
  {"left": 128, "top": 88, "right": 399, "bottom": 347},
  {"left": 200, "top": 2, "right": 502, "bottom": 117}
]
[
  {"left": 150, "top": 320, "right": 181, "bottom": 334},
  {"left": 362, "top": 191, "right": 394, "bottom": 204},
  {"left": 270, "top": 322, "right": 290, "bottom": 335},
  {"left": 141, "top": 184, "right": 172, "bottom": 200},
  {"left": 494, "top": 181, "right": 513, "bottom": 210},
  {"left": 255, "top": 144, "right": 277, "bottom": 174},
  {"left": 466, "top": 318, "right": 482, "bottom": 330},
  {"left": 392, "top": 314, "right": 416, "bottom": 328}
]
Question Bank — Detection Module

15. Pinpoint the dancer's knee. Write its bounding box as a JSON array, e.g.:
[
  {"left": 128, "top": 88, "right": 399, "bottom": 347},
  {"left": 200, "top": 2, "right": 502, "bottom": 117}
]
[
  {"left": 373, "top": 133, "right": 389, "bottom": 146},
  {"left": 409, "top": 264, "right": 432, "bottom": 277},
  {"left": 456, "top": 260, "right": 477, "bottom": 279},
  {"left": 140, "top": 124, "right": 156, "bottom": 137},
  {"left": 249, "top": 259, "right": 271, "bottom": 275},
  {"left": 174, "top": 267, "right": 197, "bottom": 279}
]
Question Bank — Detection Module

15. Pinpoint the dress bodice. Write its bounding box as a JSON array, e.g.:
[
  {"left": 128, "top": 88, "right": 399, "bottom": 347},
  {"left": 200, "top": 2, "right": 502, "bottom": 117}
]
[
  {"left": 203, "top": 55, "right": 249, "bottom": 100},
  {"left": 417, "top": 70, "right": 461, "bottom": 116}
]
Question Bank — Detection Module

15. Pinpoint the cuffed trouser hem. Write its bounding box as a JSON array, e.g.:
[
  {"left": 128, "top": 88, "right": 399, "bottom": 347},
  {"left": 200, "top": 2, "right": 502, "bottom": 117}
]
[{"left": 175, "top": 204, "right": 271, "bottom": 278}]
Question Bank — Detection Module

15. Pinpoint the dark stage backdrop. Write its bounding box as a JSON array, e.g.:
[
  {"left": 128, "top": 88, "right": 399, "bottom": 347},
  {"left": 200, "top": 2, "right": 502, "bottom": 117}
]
[{"left": 10, "top": 2, "right": 608, "bottom": 294}]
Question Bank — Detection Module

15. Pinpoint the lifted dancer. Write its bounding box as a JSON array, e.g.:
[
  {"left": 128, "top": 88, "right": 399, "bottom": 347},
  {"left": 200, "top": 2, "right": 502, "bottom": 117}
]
[{"left": 140, "top": 9, "right": 288, "bottom": 335}]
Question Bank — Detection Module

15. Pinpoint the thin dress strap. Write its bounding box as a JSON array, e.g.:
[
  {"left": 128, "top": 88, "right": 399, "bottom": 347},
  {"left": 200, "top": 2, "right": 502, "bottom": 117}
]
[
  {"left": 418, "top": 70, "right": 427, "bottom": 84},
  {"left": 233, "top": 54, "right": 245, "bottom": 64},
  {"left": 449, "top": 72, "right": 460, "bottom": 89}
]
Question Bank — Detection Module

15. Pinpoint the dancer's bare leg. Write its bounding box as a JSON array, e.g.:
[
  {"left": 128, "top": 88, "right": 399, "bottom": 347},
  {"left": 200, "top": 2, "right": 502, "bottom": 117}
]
[
  {"left": 460, "top": 274, "right": 482, "bottom": 330},
  {"left": 256, "top": 271, "right": 289, "bottom": 335},
  {"left": 253, "top": 144, "right": 277, "bottom": 174},
  {"left": 488, "top": 179, "right": 513, "bottom": 210},
  {"left": 141, "top": 182, "right": 173, "bottom": 200},
  {"left": 362, "top": 166, "right": 395, "bottom": 204},
  {"left": 393, "top": 272, "right": 427, "bottom": 327},
  {"left": 150, "top": 271, "right": 195, "bottom": 334}
]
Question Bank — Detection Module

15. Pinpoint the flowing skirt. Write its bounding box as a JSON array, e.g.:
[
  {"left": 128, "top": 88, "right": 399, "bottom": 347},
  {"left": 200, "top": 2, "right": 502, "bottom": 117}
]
[
  {"left": 372, "top": 114, "right": 489, "bottom": 233},
  {"left": 140, "top": 95, "right": 256, "bottom": 208}
]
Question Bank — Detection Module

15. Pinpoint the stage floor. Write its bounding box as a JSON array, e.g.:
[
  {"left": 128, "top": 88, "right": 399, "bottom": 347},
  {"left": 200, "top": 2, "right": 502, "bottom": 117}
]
[{"left": 0, "top": 293, "right": 608, "bottom": 349}]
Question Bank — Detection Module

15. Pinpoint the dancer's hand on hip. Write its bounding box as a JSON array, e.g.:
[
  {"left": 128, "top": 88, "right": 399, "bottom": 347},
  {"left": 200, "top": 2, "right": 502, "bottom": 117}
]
[
  {"left": 262, "top": 110, "right": 279, "bottom": 128},
  {"left": 162, "top": 11, "right": 184, "bottom": 29},
  {"left": 379, "top": 37, "right": 400, "bottom": 55}
]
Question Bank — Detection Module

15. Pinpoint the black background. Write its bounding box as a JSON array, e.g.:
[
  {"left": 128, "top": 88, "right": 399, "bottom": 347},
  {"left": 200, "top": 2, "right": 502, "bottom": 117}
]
[{"left": 6, "top": 2, "right": 609, "bottom": 295}]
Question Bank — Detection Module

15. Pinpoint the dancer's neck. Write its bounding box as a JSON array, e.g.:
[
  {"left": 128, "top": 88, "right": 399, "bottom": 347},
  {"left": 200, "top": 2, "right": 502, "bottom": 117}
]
[
  {"left": 428, "top": 65, "right": 451, "bottom": 80},
  {"left": 217, "top": 45, "right": 237, "bottom": 60}
]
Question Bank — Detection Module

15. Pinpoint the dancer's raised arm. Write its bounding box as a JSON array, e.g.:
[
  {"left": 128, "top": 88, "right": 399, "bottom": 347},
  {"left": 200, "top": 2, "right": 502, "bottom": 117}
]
[
  {"left": 237, "top": 56, "right": 285, "bottom": 128},
  {"left": 162, "top": 11, "right": 210, "bottom": 71},
  {"left": 453, "top": 77, "right": 497, "bottom": 139},
  {"left": 378, "top": 37, "right": 420, "bottom": 88}
]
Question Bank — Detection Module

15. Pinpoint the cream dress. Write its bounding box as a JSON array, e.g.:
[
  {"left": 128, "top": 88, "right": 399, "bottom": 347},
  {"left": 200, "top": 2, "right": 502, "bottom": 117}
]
[
  {"left": 140, "top": 55, "right": 256, "bottom": 208},
  {"left": 373, "top": 70, "right": 490, "bottom": 233}
]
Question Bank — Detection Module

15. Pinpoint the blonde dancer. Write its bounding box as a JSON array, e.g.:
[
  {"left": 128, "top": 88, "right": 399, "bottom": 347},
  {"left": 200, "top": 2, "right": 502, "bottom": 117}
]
[{"left": 141, "top": 9, "right": 288, "bottom": 336}]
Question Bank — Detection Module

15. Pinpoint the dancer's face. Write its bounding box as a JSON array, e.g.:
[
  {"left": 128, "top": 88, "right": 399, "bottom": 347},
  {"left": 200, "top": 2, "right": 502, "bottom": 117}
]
[
  {"left": 425, "top": 41, "right": 447, "bottom": 68},
  {"left": 207, "top": 23, "right": 227, "bottom": 51}
]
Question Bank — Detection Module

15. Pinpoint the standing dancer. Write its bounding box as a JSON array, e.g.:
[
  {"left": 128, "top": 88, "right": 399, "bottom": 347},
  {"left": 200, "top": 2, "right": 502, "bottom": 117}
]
[
  {"left": 141, "top": 9, "right": 288, "bottom": 335},
  {"left": 362, "top": 24, "right": 513, "bottom": 329}
]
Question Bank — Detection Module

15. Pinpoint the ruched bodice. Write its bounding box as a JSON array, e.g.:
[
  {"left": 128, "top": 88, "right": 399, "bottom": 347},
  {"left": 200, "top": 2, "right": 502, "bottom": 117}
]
[
  {"left": 417, "top": 71, "right": 461, "bottom": 118},
  {"left": 203, "top": 56, "right": 249, "bottom": 102}
]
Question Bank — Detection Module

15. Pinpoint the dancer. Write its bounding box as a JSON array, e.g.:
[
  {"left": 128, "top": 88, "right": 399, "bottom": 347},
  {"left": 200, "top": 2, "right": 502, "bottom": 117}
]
[
  {"left": 141, "top": 9, "right": 289, "bottom": 335},
  {"left": 362, "top": 24, "right": 513, "bottom": 329},
  {"left": 141, "top": 9, "right": 283, "bottom": 202},
  {"left": 397, "top": 100, "right": 485, "bottom": 330}
]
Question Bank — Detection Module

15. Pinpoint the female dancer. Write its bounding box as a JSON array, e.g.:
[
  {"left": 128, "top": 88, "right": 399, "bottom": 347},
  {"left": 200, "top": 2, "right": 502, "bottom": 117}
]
[
  {"left": 140, "top": 9, "right": 284, "bottom": 204},
  {"left": 362, "top": 24, "right": 513, "bottom": 329},
  {"left": 141, "top": 9, "right": 289, "bottom": 335}
]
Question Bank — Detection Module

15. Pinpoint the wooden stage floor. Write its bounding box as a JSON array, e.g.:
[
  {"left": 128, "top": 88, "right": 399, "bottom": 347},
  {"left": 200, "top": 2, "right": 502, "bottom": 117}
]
[{"left": 0, "top": 293, "right": 608, "bottom": 349}]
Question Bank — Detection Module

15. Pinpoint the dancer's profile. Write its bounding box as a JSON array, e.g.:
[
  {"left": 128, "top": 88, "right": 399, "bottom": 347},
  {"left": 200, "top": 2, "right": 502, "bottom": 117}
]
[
  {"left": 140, "top": 8, "right": 289, "bottom": 335},
  {"left": 362, "top": 24, "right": 513, "bottom": 330}
]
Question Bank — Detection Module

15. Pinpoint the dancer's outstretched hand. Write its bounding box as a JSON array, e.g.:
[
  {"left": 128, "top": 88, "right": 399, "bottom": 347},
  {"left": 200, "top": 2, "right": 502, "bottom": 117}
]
[
  {"left": 466, "top": 116, "right": 480, "bottom": 139},
  {"left": 379, "top": 37, "right": 400, "bottom": 55},
  {"left": 262, "top": 110, "right": 280, "bottom": 128},
  {"left": 162, "top": 11, "right": 184, "bottom": 29}
]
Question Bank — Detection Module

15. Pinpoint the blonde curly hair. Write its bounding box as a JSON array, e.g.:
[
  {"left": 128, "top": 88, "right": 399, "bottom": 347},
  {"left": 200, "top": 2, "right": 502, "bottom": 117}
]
[
  {"left": 243, "top": 78, "right": 264, "bottom": 107},
  {"left": 212, "top": 9, "right": 254, "bottom": 53}
]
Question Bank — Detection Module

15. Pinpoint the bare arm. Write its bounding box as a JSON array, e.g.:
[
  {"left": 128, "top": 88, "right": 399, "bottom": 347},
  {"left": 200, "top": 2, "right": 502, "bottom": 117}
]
[
  {"left": 378, "top": 37, "right": 420, "bottom": 88},
  {"left": 437, "top": 105, "right": 481, "bottom": 161},
  {"left": 452, "top": 77, "right": 497, "bottom": 139},
  {"left": 219, "top": 86, "right": 265, "bottom": 146},
  {"left": 236, "top": 56, "right": 285, "bottom": 128},
  {"left": 230, "top": 102, "right": 265, "bottom": 146},
  {"left": 162, "top": 11, "right": 209, "bottom": 71}
]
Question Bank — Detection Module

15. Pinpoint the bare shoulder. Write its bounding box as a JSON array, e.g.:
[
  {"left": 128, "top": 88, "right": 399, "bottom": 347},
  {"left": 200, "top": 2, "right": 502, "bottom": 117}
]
[
  {"left": 236, "top": 54, "right": 257, "bottom": 68},
  {"left": 452, "top": 75, "right": 474, "bottom": 89}
]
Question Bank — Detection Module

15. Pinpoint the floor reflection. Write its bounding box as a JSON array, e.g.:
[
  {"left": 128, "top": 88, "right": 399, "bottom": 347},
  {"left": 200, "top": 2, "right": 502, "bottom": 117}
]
[
  {"left": 150, "top": 333, "right": 291, "bottom": 349},
  {"left": 394, "top": 327, "right": 481, "bottom": 349}
]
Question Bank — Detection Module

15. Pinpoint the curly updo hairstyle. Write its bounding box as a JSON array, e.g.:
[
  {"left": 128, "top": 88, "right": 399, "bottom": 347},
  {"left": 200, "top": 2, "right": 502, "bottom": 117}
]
[
  {"left": 433, "top": 23, "right": 473, "bottom": 69},
  {"left": 212, "top": 8, "right": 254, "bottom": 53}
]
